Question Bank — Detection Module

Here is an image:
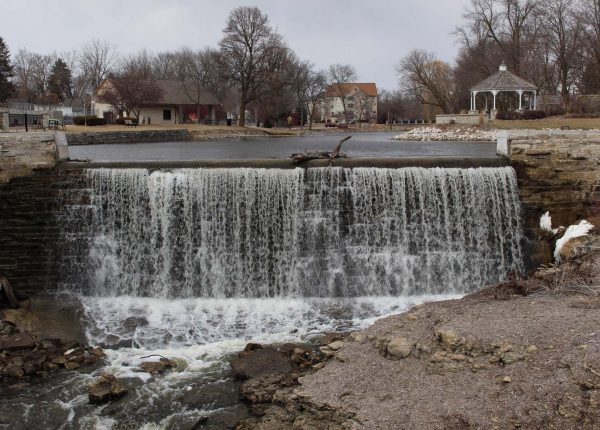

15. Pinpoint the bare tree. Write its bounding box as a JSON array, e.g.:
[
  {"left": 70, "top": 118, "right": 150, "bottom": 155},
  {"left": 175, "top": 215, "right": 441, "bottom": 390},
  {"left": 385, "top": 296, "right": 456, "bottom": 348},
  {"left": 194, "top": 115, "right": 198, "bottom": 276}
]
[
  {"left": 292, "top": 62, "right": 328, "bottom": 130},
  {"left": 218, "top": 6, "right": 287, "bottom": 126},
  {"left": 542, "top": 0, "right": 583, "bottom": 109},
  {"left": 119, "top": 49, "right": 154, "bottom": 79},
  {"left": 396, "top": 50, "right": 455, "bottom": 114},
  {"left": 97, "top": 76, "right": 163, "bottom": 121},
  {"left": 354, "top": 89, "right": 374, "bottom": 128},
  {"left": 79, "top": 40, "right": 117, "bottom": 113},
  {"left": 327, "top": 63, "right": 357, "bottom": 123},
  {"left": 177, "top": 47, "right": 220, "bottom": 123}
]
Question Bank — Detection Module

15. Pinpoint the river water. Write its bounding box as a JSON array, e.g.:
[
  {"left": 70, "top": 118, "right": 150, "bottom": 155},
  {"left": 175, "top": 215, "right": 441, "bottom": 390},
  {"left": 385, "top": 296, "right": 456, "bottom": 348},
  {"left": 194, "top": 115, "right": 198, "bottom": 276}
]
[{"left": 68, "top": 133, "right": 496, "bottom": 161}]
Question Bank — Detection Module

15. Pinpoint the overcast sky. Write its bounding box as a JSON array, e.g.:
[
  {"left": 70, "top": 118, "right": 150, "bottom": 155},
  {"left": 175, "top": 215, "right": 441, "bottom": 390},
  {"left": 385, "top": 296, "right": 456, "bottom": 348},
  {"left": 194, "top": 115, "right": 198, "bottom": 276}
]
[{"left": 3, "top": 0, "right": 469, "bottom": 90}]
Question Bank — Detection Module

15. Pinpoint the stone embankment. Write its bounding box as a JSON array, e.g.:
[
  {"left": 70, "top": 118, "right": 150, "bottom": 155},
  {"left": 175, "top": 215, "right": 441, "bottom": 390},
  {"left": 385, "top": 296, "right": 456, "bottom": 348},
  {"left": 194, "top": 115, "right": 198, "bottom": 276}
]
[
  {"left": 238, "top": 232, "right": 600, "bottom": 429},
  {"left": 66, "top": 129, "right": 192, "bottom": 145}
]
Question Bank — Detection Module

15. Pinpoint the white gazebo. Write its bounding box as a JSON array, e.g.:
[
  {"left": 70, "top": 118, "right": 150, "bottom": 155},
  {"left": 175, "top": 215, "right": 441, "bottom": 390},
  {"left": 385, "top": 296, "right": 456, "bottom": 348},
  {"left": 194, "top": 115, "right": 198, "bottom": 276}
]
[{"left": 469, "top": 64, "right": 537, "bottom": 115}]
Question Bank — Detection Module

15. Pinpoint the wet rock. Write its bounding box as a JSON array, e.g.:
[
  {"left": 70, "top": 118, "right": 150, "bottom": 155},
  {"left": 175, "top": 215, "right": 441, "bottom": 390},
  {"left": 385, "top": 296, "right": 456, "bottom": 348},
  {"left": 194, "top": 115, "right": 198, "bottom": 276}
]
[
  {"left": 4, "top": 364, "right": 24, "bottom": 378},
  {"left": 348, "top": 332, "right": 365, "bottom": 343},
  {"left": 90, "top": 346, "right": 106, "bottom": 358},
  {"left": 122, "top": 316, "right": 148, "bottom": 331},
  {"left": 88, "top": 373, "right": 128, "bottom": 404},
  {"left": 230, "top": 348, "right": 294, "bottom": 380},
  {"left": 244, "top": 343, "right": 263, "bottom": 352},
  {"left": 387, "top": 337, "right": 414, "bottom": 359},
  {"left": 435, "top": 329, "right": 466, "bottom": 352},
  {"left": 0, "top": 332, "right": 35, "bottom": 351},
  {"left": 140, "top": 357, "right": 176, "bottom": 374},
  {"left": 239, "top": 372, "right": 299, "bottom": 404},
  {"left": 51, "top": 355, "right": 67, "bottom": 365},
  {"left": 64, "top": 361, "right": 80, "bottom": 370},
  {"left": 277, "top": 343, "right": 299, "bottom": 356}
]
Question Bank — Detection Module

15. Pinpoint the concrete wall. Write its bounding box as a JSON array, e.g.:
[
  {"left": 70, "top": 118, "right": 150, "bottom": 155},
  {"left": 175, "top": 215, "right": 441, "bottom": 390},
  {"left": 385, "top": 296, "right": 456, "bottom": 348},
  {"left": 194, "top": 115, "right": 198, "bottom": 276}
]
[
  {"left": 0, "top": 132, "right": 58, "bottom": 183},
  {"left": 66, "top": 129, "right": 191, "bottom": 145}
]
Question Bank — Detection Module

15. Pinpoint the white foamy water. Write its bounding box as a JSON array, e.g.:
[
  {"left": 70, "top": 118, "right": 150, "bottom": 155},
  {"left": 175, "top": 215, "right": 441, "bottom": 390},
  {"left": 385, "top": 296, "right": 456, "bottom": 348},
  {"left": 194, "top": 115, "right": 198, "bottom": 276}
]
[{"left": 64, "top": 167, "right": 523, "bottom": 298}]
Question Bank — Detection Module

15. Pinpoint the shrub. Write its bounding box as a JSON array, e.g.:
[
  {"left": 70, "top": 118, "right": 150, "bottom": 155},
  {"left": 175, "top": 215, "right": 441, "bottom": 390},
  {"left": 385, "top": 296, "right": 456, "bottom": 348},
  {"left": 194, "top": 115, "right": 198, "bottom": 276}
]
[
  {"left": 73, "top": 116, "right": 107, "bottom": 126},
  {"left": 115, "top": 117, "right": 138, "bottom": 125},
  {"left": 496, "top": 111, "right": 522, "bottom": 120},
  {"left": 522, "top": 110, "right": 546, "bottom": 120},
  {"left": 263, "top": 118, "right": 273, "bottom": 128}
]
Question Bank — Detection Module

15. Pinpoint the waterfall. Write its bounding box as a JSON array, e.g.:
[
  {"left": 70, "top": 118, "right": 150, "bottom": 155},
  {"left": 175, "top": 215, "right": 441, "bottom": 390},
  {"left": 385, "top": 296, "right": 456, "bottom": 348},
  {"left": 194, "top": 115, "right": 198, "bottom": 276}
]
[{"left": 75, "top": 167, "right": 523, "bottom": 298}]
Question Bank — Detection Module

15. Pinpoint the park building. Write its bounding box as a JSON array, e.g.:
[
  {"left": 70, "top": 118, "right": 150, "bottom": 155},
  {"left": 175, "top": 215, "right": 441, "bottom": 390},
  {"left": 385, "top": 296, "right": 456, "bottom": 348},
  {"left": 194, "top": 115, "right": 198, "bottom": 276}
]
[{"left": 319, "top": 83, "right": 378, "bottom": 124}]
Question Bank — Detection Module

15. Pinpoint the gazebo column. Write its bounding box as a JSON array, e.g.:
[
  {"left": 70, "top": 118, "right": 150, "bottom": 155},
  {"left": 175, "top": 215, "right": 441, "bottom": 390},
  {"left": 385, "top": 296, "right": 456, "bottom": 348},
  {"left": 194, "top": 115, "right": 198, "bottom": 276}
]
[
  {"left": 533, "top": 91, "right": 537, "bottom": 110},
  {"left": 492, "top": 90, "right": 498, "bottom": 110},
  {"left": 517, "top": 90, "right": 523, "bottom": 111},
  {"left": 490, "top": 90, "right": 499, "bottom": 119},
  {"left": 470, "top": 91, "right": 479, "bottom": 114}
]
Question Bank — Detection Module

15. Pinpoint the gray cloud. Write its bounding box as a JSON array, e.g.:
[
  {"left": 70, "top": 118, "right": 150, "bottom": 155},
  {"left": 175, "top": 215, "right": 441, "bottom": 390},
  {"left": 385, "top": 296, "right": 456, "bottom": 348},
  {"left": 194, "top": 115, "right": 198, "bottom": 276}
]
[{"left": 3, "top": 0, "right": 469, "bottom": 90}]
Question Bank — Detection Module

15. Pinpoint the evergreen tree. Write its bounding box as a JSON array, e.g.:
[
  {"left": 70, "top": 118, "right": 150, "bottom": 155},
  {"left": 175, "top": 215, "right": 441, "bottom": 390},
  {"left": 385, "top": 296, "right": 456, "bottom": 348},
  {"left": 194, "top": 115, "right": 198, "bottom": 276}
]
[
  {"left": 0, "top": 37, "right": 15, "bottom": 102},
  {"left": 48, "top": 58, "right": 72, "bottom": 102}
]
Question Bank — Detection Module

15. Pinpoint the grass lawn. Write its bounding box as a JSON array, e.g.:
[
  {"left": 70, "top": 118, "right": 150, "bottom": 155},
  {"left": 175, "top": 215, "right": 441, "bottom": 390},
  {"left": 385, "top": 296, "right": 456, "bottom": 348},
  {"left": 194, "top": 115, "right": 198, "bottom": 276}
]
[{"left": 489, "top": 116, "right": 600, "bottom": 130}]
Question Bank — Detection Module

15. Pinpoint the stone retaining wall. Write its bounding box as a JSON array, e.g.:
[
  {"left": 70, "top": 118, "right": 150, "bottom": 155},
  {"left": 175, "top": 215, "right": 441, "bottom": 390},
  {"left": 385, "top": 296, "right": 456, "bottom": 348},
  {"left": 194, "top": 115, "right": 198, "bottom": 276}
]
[
  {"left": 0, "top": 169, "right": 86, "bottom": 293},
  {"left": 0, "top": 132, "right": 58, "bottom": 183},
  {"left": 510, "top": 136, "right": 600, "bottom": 264},
  {"left": 66, "top": 129, "right": 191, "bottom": 145}
]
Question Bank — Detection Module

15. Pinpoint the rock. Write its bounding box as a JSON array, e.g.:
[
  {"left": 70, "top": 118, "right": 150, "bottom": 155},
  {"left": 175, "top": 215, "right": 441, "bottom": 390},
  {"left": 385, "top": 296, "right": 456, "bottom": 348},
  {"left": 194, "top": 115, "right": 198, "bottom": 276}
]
[
  {"left": 387, "top": 337, "right": 414, "bottom": 359},
  {"left": 277, "top": 343, "right": 299, "bottom": 356},
  {"left": 435, "top": 329, "right": 465, "bottom": 352},
  {"left": 319, "top": 346, "right": 336, "bottom": 357},
  {"left": 348, "top": 332, "right": 365, "bottom": 343},
  {"left": 64, "top": 361, "right": 80, "bottom": 370},
  {"left": 244, "top": 343, "right": 263, "bottom": 352},
  {"left": 4, "top": 364, "right": 24, "bottom": 378},
  {"left": 0, "top": 320, "right": 17, "bottom": 336},
  {"left": 500, "top": 352, "right": 526, "bottom": 365},
  {"left": 502, "top": 376, "right": 512, "bottom": 383},
  {"left": 0, "top": 332, "right": 35, "bottom": 351},
  {"left": 140, "top": 357, "right": 175, "bottom": 374},
  {"left": 90, "top": 346, "right": 106, "bottom": 358},
  {"left": 64, "top": 346, "right": 84, "bottom": 358},
  {"left": 230, "top": 348, "right": 294, "bottom": 380},
  {"left": 527, "top": 345, "right": 538, "bottom": 354},
  {"left": 88, "top": 374, "right": 128, "bottom": 404},
  {"left": 327, "top": 341, "right": 344, "bottom": 351},
  {"left": 320, "top": 332, "right": 345, "bottom": 346},
  {"left": 51, "top": 355, "right": 67, "bottom": 365},
  {"left": 23, "top": 361, "right": 40, "bottom": 375}
]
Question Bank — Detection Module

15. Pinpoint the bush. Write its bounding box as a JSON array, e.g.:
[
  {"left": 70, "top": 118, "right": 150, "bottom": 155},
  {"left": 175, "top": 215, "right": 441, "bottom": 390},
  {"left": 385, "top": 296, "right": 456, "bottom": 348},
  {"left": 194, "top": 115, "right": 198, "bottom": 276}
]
[
  {"left": 263, "top": 118, "right": 273, "bottom": 128},
  {"left": 73, "top": 116, "right": 107, "bottom": 126},
  {"left": 496, "top": 111, "right": 522, "bottom": 120},
  {"left": 495, "top": 110, "right": 546, "bottom": 120},
  {"left": 522, "top": 110, "right": 546, "bottom": 120},
  {"left": 566, "top": 112, "right": 600, "bottom": 119},
  {"left": 115, "top": 117, "right": 138, "bottom": 125}
]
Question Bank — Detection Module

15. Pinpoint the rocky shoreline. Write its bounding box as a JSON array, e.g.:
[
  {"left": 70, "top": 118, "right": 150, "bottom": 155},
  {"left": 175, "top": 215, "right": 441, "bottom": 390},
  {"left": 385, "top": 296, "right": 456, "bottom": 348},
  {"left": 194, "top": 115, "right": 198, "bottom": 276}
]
[{"left": 234, "top": 232, "right": 600, "bottom": 429}]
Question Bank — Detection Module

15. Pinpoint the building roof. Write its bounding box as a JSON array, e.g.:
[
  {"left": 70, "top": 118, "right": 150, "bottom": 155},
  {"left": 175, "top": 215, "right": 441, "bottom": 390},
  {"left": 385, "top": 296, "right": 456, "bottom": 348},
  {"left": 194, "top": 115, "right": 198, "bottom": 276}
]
[
  {"left": 326, "top": 83, "right": 378, "bottom": 97},
  {"left": 470, "top": 65, "right": 537, "bottom": 92},
  {"left": 154, "top": 80, "right": 220, "bottom": 106},
  {"left": 98, "top": 79, "right": 220, "bottom": 106}
]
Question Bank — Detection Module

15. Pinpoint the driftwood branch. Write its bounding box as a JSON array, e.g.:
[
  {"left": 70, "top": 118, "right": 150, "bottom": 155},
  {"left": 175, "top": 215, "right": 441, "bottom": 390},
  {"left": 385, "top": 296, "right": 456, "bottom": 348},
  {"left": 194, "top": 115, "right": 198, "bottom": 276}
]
[{"left": 291, "top": 136, "right": 352, "bottom": 163}]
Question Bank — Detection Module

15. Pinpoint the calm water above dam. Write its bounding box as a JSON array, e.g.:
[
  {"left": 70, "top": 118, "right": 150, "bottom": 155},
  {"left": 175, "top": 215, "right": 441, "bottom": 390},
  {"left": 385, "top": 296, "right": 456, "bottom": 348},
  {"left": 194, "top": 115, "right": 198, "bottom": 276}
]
[{"left": 68, "top": 132, "right": 497, "bottom": 161}]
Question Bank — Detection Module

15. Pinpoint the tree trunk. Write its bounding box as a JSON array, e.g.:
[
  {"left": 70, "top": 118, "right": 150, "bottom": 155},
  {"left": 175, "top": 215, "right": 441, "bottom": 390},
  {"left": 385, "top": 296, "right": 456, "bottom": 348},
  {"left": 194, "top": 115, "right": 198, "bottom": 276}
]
[{"left": 238, "top": 99, "right": 246, "bottom": 127}]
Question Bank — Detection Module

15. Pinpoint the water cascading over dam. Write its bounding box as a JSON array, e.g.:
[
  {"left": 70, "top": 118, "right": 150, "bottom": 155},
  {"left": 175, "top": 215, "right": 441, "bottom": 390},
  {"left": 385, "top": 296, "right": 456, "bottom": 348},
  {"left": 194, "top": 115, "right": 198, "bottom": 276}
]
[{"left": 70, "top": 166, "right": 523, "bottom": 300}]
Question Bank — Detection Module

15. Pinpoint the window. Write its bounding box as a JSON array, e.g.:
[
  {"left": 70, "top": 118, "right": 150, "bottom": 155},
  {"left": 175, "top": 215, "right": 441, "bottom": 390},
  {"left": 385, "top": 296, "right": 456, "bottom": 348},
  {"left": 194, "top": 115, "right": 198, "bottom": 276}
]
[{"left": 163, "top": 109, "right": 172, "bottom": 121}]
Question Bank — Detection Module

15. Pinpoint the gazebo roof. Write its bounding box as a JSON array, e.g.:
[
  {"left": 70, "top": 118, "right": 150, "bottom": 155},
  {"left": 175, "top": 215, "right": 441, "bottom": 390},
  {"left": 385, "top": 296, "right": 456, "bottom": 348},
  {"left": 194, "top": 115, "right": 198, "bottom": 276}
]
[{"left": 470, "top": 64, "right": 537, "bottom": 92}]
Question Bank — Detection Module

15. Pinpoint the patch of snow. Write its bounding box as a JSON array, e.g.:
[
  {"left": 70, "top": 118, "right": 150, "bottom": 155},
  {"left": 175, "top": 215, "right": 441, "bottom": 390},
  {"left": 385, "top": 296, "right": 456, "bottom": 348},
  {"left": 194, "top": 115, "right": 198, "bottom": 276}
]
[
  {"left": 554, "top": 220, "right": 595, "bottom": 262},
  {"left": 540, "top": 211, "right": 558, "bottom": 235},
  {"left": 393, "top": 127, "right": 495, "bottom": 142}
]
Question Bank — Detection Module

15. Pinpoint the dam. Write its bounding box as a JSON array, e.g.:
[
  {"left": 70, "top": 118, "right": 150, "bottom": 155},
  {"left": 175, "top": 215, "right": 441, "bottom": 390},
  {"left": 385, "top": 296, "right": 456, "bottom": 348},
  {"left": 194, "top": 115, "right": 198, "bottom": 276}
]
[{"left": 3, "top": 130, "right": 596, "bottom": 428}]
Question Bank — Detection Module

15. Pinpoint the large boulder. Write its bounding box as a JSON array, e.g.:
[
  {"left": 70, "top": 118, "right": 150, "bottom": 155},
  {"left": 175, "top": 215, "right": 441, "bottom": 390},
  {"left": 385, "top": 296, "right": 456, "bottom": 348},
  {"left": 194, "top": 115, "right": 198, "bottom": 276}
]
[{"left": 230, "top": 348, "right": 294, "bottom": 380}]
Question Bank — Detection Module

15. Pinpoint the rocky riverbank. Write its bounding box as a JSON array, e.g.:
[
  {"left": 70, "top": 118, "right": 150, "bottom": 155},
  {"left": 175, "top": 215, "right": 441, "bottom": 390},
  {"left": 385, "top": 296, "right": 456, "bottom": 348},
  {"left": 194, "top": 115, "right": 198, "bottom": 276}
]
[
  {"left": 236, "top": 232, "right": 600, "bottom": 429},
  {"left": 393, "top": 126, "right": 496, "bottom": 141}
]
